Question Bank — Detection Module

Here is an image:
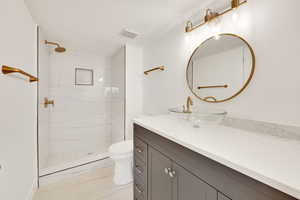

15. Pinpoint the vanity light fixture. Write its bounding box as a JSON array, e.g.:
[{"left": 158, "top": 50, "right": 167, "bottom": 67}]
[
  {"left": 185, "top": 0, "right": 247, "bottom": 33},
  {"left": 204, "top": 9, "right": 219, "bottom": 23},
  {"left": 185, "top": 21, "right": 193, "bottom": 33}
]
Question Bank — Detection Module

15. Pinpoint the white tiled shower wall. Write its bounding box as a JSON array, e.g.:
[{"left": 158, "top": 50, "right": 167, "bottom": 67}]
[{"left": 40, "top": 50, "right": 113, "bottom": 168}]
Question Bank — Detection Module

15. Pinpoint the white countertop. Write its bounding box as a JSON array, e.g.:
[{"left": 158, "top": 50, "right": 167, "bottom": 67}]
[{"left": 133, "top": 115, "right": 300, "bottom": 199}]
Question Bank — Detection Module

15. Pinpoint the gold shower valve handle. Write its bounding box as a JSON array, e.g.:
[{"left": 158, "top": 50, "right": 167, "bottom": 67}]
[{"left": 44, "top": 98, "right": 55, "bottom": 108}]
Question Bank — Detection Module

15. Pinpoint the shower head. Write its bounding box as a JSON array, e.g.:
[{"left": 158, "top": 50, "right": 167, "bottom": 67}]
[
  {"left": 45, "top": 40, "right": 66, "bottom": 53},
  {"left": 55, "top": 46, "right": 66, "bottom": 53}
]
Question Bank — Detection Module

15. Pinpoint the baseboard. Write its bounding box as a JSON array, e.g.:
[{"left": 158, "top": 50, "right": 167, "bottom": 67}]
[{"left": 27, "top": 179, "right": 38, "bottom": 200}]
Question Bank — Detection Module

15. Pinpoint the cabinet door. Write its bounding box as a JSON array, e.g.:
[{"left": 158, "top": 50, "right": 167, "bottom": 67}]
[
  {"left": 172, "top": 163, "right": 217, "bottom": 200},
  {"left": 218, "top": 193, "right": 231, "bottom": 200},
  {"left": 148, "top": 147, "right": 172, "bottom": 200}
]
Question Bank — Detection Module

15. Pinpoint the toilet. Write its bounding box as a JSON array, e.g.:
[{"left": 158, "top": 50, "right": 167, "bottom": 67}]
[{"left": 109, "top": 140, "right": 133, "bottom": 185}]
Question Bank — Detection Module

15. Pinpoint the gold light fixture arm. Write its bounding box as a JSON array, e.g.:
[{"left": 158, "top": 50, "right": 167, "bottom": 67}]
[
  {"left": 197, "top": 85, "right": 228, "bottom": 90},
  {"left": 185, "top": 0, "right": 247, "bottom": 33},
  {"left": 2, "top": 65, "right": 38, "bottom": 82},
  {"left": 144, "top": 66, "right": 165, "bottom": 75}
]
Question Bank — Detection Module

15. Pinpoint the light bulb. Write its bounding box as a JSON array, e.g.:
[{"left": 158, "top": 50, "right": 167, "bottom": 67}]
[{"left": 214, "top": 34, "right": 220, "bottom": 40}]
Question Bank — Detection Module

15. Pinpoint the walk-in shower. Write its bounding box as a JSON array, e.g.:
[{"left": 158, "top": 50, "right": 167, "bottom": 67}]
[{"left": 37, "top": 28, "right": 125, "bottom": 179}]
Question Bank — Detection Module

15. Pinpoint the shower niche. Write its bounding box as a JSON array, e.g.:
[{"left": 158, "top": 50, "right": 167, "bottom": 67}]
[
  {"left": 37, "top": 27, "right": 126, "bottom": 178},
  {"left": 75, "top": 68, "right": 94, "bottom": 86}
]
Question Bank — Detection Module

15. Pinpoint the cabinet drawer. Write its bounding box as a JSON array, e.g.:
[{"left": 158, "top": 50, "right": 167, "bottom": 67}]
[
  {"left": 134, "top": 157, "right": 147, "bottom": 182},
  {"left": 218, "top": 193, "right": 231, "bottom": 200},
  {"left": 135, "top": 179, "right": 147, "bottom": 200},
  {"left": 134, "top": 194, "right": 145, "bottom": 200},
  {"left": 134, "top": 137, "right": 148, "bottom": 163}
]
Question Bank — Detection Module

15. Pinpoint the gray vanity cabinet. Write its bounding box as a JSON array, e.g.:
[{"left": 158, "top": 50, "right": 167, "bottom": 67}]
[
  {"left": 134, "top": 124, "right": 297, "bottom": 200},
  {"left": 172, "top": 162, "right": 218, "bottom": 200},
  {"left": 148, "top": 147, "right": 172, "bottom": 200},
  {"left": 218, "top": 193, "right": 231, "bottom": 200},
  {"left": 148, "top": 147, "right": 217, "bottom": 200}
]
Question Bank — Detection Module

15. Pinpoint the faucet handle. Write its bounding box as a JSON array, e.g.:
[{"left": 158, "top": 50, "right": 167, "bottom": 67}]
[{"left": 188, "top": 96, "right": 194, "bottom": 105}]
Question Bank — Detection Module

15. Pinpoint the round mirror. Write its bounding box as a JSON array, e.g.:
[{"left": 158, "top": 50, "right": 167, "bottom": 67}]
[{"left": 186, "top": 33, "right": 255, "bottom": 103}]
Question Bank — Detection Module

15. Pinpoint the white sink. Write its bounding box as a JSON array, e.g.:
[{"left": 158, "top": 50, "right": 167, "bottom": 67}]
[
  {"left": 169, "top": 107, "right": 227, "bottom": 127},
  {"left": 168, "top": 107, "right": 191, "bottom": 120}
]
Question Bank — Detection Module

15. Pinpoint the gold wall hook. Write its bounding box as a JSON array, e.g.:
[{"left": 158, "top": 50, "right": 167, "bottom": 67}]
[
  {"left": 144, "top": 66, "right": 165, "bottom": 75},
  {"left": 44, "top": 98, "right": 54, "bottom": 108},
  {"left": 2, "top": 65, "right": 38, "bottom": 82}
]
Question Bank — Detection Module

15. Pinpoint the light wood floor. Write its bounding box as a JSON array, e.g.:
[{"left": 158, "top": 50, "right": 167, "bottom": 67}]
[{"left": 34, "top": 166, "right": 133, "bottom": 200}]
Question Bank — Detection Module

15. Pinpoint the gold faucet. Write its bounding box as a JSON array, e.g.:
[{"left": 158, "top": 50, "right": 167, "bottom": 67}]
[{"left": 183, "top": 96, "right": 193, "bottom": 113}]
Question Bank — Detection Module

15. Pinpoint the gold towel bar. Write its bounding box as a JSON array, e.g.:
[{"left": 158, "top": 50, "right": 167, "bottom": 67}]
[
  {"left": 144, "top": 66, "right": 165, "bottom": 75},
  {"left": 2, "top": 65, "right": 38, "bottom": 82},
  {"left": 197, "top": 85, "right": 228, "bottom": 90}
]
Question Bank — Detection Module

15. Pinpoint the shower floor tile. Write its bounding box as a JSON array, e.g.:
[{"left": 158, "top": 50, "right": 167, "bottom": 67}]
[{"left": 33, "top": 166, "right": 133, "bottom": 200}]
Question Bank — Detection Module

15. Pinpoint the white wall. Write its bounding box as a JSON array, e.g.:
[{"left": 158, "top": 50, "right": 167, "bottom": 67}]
[
  {"left": 0, "top": 0, "right": 37, "bottom": 199},
  {"left": 111, "top": 47, "right": 125, "bottom": 143},
  {"left": 143, "top": 0, "right": 300, "bottom": 127},
  {"left": 125, "top": 44, "right": 143, "bottom": 139},
  {"left": 44, "top": 51, "right": 111, "bottom": 167}
]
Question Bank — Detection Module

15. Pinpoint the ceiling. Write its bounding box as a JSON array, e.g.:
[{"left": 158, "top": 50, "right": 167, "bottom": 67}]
[{"left": 25, "top": 0, "right": 215, "bottom": 56}]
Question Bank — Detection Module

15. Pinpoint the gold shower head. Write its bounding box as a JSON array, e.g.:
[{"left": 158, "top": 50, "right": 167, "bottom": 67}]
[{"left": 45, "top": 40, "right": 66, "bottom": 53}]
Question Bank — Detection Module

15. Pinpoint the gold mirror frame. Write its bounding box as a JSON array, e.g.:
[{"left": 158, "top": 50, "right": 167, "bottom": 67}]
[{"left": 186, "top": 33, "right": 256, "bottom": 103}]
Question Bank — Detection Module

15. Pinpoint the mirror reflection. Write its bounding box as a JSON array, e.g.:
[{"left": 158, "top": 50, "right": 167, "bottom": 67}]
[{"left": 187, "top": 34, "right": 255, "bottom": 103}]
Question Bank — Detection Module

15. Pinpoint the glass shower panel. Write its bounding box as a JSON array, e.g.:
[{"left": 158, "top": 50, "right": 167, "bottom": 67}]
[{"left": 38, "top": 28, "right": 125, "bottom": 176}]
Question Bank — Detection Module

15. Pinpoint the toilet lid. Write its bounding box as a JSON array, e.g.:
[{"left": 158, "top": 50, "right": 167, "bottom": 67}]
[{"left": 109, "top": 140, "right": 133, "bottom": 155}]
